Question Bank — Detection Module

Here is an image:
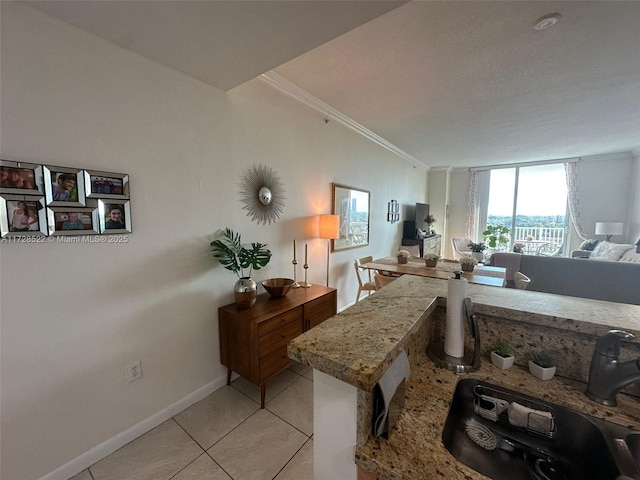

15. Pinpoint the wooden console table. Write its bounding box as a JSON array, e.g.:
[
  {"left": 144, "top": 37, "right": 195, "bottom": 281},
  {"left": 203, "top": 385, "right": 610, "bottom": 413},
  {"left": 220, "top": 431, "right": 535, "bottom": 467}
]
[{"left": 218, "top": 284, "right": 337, "bottom": 408}]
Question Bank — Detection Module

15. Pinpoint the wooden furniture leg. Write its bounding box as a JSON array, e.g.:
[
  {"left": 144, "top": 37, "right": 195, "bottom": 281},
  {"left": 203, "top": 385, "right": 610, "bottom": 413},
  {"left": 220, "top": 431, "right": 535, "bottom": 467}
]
[
  {"left": 260, "top": 384, "right": 266, "bottom": 409},
  {"left": 226, "top": 367, "right": 232, "bottom": 385}
]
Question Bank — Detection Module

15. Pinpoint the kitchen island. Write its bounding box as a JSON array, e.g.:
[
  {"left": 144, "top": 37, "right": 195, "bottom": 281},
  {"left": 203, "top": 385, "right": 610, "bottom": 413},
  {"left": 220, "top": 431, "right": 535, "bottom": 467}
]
[{"left": 287, "top": 275, "right": 640, "bottom": 479}]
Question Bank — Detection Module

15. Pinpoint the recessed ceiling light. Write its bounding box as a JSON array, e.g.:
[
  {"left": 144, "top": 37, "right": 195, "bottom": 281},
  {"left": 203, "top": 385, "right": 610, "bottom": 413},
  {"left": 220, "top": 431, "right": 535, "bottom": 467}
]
[{"left": 534, "top": 13, "right": 561, "bottom": 31}]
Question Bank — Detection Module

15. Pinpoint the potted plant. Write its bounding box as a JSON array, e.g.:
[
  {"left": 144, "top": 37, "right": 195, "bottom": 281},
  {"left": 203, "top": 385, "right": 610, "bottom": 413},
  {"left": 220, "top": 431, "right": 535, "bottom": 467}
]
[
  {"left": 423, "top": 253, "right": 440, "bottom": 267},
  {"left": 483, "top": 224, "right": 510, "bottom": 250},
  {"left": 491, "top": 339, "right": 515, "bottom": 369},
  {"left": 468, "top": 242, "right": 487, "bottom": 261},
  {"left": 397, "top": 249, "right": 411, "bottom": 264},
  {"left": 459, "top": 256, "right": 478, "bottom": 272},
  {"left": 211, "top": 227, "right": 272, "bottom": 309},
  {"left": 513, "top": 242, "right": 525, "bottom": 253},
  {"left": 527, "top": 351, "right": 556, "bottom": 380}
]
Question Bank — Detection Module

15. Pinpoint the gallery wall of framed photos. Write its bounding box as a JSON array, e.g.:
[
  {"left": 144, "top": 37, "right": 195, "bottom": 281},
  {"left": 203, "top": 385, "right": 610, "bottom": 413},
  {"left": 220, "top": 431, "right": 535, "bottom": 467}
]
[{"left": 0, "top": 159, "right": 131, "bottom": 239}]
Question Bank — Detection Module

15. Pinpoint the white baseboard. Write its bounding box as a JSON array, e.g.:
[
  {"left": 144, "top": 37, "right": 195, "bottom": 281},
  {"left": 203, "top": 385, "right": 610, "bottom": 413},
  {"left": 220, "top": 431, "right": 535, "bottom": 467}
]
[{"left": 40, "top": 374, "right": 229, "bottom": 480}]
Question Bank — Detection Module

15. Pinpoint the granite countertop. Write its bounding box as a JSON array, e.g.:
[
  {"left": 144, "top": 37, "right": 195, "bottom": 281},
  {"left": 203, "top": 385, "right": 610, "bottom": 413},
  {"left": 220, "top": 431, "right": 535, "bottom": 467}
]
[
  {"left": 355, "top": 354, "right": 640, "bottom": 480},
  {"left": 288, "top": 275, "right": 640, "bottom": 392},
  {"left": 287, "top": 275, "right": 640, "bottom": 479}
]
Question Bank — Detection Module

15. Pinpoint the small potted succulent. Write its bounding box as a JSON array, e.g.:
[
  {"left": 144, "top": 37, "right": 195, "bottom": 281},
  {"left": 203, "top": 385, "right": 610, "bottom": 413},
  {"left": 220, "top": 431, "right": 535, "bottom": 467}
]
[
  {"left": 491, "top": 339, "right": 515, "bottom": 369},
  {"left": 459, "top": 256, "right": 478, "bottom": 272},
  {"left": 397, "top": 249, "right": 411, "bottom": 264},
  {"left": 468, "top": 242, "right": 487, "bottom": 261},
  {"left": 423, "top": 253, "right": 440, "bottom": 267},
  {"left": 513, "top": 242, "right": 526, "bottom": 253},
  {"left": 527, "top": 351, "right": 556, "bottom": 380}
]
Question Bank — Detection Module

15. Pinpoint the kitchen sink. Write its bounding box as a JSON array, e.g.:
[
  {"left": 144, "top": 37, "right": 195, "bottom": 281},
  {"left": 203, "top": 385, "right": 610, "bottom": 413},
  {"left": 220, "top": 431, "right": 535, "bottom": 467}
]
[{"left": 442, "top": 378, "right": 640, "bottom": 479}]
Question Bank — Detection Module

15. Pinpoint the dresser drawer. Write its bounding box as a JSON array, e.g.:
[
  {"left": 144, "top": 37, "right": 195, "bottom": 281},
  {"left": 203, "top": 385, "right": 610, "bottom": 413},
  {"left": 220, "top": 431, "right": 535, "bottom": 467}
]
[
  {"left": 260, "top": 346, "right": 292, "bottom": 382},
  {"left": 258, "top": 307, "right": 302, "bottom": 337},
  {"left": 304, "top": 291, "right": 337, "bottom": 330},
  {"left": 259, "top": 318, "right": 303, "bottom": 359}
]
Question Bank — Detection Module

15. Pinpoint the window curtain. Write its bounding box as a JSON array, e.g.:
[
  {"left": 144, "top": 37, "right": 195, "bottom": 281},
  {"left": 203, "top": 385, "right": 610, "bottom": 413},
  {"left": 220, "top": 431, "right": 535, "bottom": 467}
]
[
  {"left": 564, "top": 161, "right": 588, "bottom": 240},
  {"left": 466, "top": 170, "right": 478, "bottom": 239}
]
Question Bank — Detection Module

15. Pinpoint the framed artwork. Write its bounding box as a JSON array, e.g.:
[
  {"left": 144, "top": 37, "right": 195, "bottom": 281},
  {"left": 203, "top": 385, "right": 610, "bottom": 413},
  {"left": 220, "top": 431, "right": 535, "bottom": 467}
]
[
  {"left": 0, "top": 194, "right": 47, "bottom": 237},
  {"left": 331, "top": 183, "right": 370, "bottom": 252},
  {"left": 43, "top": 166, "right": 86, "bottom": 207},
  {"left": 387, "top": 200, "right": 400, "bottom": 224},
  {"left": 84, "top": 170, "right": 129, "bottom": 199},
  {"left": 98, "top": 199, "right": 131, "bottom": 234},
  {"left": 47, "top": 207, "right": 99, "bottom": 236},
  {"left": 0, "top": 159, "right": 41, "bottom": 196}
]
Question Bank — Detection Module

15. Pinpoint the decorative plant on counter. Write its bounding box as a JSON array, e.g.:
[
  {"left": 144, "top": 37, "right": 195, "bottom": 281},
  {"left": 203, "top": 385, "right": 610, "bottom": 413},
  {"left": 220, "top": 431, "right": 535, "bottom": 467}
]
[
  {"left": 491, "top": 339, "right": 515, "bottom": 370},
  {"left": 210, "top": 227, "right": 272, "bottom": 309},
  {"left": 483, "top": 224, "right": 510, "bottom": 249},
  {"left": 526, "top": 351, "right": 556, "bottom": 380},
  {"left": 459, "top": 256, "right": 478, "bottom": 271},
  {"left": 423, "top": 253, "right": 440, "bottom": 267}
]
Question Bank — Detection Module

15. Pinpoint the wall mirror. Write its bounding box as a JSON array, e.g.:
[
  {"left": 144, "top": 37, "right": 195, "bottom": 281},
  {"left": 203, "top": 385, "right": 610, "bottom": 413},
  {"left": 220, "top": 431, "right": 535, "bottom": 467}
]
[{"left": 332, "top": 183, "right": 370, "bottom": 251}]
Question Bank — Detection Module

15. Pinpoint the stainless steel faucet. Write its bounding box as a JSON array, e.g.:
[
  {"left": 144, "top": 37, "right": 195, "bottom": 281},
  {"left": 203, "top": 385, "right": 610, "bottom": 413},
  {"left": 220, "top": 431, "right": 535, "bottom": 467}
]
[{"left": 586, "top": 330, "right": 640, "bottom": 406}]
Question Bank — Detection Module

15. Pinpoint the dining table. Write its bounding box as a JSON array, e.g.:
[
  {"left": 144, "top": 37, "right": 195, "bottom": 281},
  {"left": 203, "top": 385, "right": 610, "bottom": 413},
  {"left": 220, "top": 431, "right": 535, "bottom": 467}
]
[{"left": 361, "top": 257, "right": 506, "bottom": 287}]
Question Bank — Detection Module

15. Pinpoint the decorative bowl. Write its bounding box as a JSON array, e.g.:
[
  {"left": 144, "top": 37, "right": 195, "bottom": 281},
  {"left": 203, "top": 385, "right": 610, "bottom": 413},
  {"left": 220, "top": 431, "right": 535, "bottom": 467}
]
[{"left": 261, "top": 278, "right": 295, "bottom": 298}]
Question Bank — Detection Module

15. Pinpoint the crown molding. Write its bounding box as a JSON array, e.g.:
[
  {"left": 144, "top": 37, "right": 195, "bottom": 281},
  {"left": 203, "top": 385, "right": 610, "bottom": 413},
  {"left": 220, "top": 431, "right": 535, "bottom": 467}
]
[{"left": 259, "top": 71, "right": 428, "bottom": 171}]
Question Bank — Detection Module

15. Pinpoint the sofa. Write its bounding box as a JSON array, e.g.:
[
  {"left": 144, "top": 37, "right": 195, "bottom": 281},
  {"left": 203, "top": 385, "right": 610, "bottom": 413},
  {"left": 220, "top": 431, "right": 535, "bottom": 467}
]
[
  {"left": 571, "top": 241, "right": 640, "bottom": 263},
  {"left": 486, "top": 249, "right": 640, "bottom": 305}
]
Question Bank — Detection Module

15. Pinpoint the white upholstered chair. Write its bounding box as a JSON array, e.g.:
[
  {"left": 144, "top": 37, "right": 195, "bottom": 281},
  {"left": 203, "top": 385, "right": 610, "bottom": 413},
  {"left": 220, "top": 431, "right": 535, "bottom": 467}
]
[
  {"left": 514, "top": 271, "right": 531, "bottom": 290},
  {"left": 354, "top": 256, "right": 376, "bottom": 303},
  {"left": 451, "top": 237, "right": 473, "bottom": 260}
]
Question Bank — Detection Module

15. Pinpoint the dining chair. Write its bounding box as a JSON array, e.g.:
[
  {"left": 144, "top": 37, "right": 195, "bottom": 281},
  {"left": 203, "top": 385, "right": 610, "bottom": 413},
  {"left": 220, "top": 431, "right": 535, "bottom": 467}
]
[
  {"left": 374, "top": 271, "right": 397, "bottom": 290},
  {"left": 451, "top": 237, "right": 473, "bottom": 260},
  {"left": 354, "top": 256, "right": 376, "bottom": 303},
  {"left": 514, "top": 271, "right": 531, "bottom": 290}
]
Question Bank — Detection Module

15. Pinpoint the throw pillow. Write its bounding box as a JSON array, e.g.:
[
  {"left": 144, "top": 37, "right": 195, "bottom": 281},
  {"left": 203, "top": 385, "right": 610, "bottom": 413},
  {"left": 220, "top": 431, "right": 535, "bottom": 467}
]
[
  {"left": 591, "top": 242, "right": 635, "bottom": 261},
  {"left": 579, "top": 239, "right": 599, "bottom": 251},
  {"left": 619, "top": 248, "right": 640, "bottom": 263}
]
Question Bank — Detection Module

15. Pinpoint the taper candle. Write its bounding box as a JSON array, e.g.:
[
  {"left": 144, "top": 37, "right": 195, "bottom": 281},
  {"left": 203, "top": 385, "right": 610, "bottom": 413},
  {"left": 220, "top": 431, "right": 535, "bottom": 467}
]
[
  {"left": 305, "top": 243, "right": 308, "bottom": 264},
  {"left": 293, "top": 239, "right": 296, "bottom": 262}
]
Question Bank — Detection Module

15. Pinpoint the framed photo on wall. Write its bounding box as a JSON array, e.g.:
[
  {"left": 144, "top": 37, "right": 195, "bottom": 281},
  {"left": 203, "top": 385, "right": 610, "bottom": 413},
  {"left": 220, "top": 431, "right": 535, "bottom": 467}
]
[
  {"left": 0, "top": 194, "right": 48, "bottom": 237},
  {"left": 43, "top": 166, "right": 86, "bottom": 207},
  {"left": 331, "top": 183, "right": 370, "bottom": 251},
  {"left": 0, "top": 159, "right": 41, "bottom": 196},
  {"left": 84, "top": 170, "right": 129, "bottom": 199},
  {"left": 47, "top": 207, "right": 99, "bottom": 236},
  {"left": 98, "top": 199, "right": 131, "bottom": 234}
]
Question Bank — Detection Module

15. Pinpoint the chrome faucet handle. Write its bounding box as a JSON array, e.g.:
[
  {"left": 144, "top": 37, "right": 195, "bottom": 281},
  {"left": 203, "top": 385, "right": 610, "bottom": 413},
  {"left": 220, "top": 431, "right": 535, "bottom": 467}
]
[{"left": 594, "top": 330, "right": 635, "bottom": 358}]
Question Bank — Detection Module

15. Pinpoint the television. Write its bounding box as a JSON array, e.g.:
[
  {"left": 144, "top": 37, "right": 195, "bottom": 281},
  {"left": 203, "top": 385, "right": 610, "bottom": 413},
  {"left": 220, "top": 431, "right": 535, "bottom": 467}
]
[{"left": 403, "top": 203, "right": 430, "bottom": 239}]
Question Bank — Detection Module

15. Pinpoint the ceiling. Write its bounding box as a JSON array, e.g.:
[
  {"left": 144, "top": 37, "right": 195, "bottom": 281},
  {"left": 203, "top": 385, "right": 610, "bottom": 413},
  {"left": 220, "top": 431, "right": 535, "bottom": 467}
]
[{"left": 19, "top": 1, "right": 640, "bottom": 169}]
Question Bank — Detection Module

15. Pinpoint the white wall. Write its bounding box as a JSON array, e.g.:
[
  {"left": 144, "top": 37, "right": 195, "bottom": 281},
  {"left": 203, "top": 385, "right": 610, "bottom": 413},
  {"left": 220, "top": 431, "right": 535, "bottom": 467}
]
[
  {"left": 0, "top": 4, "right": 427, "bottom": 480},
  {"left": 629, "top": 151, "right": 640, "bottom": 243}
]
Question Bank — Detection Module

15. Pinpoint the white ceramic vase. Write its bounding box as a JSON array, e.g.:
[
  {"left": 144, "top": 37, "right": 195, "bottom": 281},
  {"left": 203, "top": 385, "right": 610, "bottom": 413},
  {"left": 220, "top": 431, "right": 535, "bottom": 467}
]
[
  {"left": 528, "top": 360, "right": 556, "bottom": 380},
  {"left": 491, "top": 351, "right": 515, "bottom": 369}
]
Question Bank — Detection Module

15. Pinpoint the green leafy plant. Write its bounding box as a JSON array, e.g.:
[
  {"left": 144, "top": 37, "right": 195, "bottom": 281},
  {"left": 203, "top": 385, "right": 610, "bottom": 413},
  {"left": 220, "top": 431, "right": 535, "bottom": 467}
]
[
  {"left": 526, "top": 351, "right": 555, "bottom": 368},
  {"left": 483, "top": 224, "right": 510, "bottom": 248},
  {"left": 493, "top": 339, "right": 512, "bottom": 358},
  {"left": 210, "top": 227, "right": 271, "bottom": 278},
  {"left": 468, "top": 242, "right": 487, "bottom": 253}
]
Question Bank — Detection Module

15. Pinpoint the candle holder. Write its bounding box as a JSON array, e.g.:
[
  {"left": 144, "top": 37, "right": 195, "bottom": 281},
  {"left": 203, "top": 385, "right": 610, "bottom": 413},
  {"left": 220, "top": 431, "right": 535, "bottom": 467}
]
[
  {"left": 302, "top": 262, "right": 311, "bottom": 288},
  {"left": 292, "top": 259, "right": 300, "bottom": 288}
]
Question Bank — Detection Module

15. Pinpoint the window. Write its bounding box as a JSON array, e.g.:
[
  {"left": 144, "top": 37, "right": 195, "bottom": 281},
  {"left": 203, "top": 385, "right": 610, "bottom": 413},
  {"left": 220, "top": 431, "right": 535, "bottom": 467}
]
[{"left": 486, "top": 164, "right": 568, "bottom": 254}]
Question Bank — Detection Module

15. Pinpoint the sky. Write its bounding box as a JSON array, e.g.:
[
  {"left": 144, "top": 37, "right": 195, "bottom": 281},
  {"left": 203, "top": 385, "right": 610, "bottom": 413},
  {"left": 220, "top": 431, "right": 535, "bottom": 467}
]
[{"left": 488, "top": 164, "right": 567, "bottom": 217}]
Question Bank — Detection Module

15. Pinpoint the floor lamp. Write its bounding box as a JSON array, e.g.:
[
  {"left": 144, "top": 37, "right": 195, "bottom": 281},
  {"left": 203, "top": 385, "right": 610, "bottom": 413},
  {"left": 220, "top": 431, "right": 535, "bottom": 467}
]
[{"left": 319, "top": 214, "right": 339, "bottom": 287}]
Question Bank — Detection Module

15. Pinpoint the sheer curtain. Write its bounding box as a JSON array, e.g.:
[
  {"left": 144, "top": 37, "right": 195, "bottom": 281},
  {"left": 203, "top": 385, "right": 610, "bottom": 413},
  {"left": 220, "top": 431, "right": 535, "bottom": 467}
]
[
  {"left": 466, "top": 170, "right": 478, "bottom": 239},
  {"left": 564, "top": 161, "right": 588, "bottom": 240}
]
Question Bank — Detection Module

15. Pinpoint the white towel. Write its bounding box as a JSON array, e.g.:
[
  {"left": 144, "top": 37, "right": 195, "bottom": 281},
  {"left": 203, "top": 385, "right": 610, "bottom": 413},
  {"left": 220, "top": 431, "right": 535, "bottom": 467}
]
[
  {"left": 508, "top": 402, "right": 554, "bottom": 434},
  {"left": 374, "top": 350, "right": 410, "bottom": 437}
]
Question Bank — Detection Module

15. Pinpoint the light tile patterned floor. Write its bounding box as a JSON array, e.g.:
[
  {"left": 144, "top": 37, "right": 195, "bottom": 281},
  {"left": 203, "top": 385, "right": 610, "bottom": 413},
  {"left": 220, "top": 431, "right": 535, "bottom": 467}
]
[{"left": 70, "top": 365, "right": 314, "bottom": 480}]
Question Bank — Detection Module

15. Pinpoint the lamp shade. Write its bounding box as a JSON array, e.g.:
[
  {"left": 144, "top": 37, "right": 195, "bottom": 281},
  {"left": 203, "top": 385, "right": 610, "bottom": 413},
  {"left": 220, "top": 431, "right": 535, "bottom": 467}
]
[
  {"left": 595, "top": 222, "right": 624, "bottom": 236},
  {"left": 319, "top": 214, "right": 339, "bottom": 239}
]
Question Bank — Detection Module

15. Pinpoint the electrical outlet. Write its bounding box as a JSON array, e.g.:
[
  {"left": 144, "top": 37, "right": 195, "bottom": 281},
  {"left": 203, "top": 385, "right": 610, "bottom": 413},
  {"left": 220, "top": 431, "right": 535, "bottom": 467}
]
[{"left": 125, "top": 360, "right": 142, "bottom": 382}]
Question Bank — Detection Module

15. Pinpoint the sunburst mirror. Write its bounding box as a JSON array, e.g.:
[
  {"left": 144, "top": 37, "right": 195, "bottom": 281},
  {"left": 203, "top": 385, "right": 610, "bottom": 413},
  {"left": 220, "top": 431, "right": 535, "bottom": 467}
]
[{"left": 239, "top": 164, "right": 286, "bottom": 225}]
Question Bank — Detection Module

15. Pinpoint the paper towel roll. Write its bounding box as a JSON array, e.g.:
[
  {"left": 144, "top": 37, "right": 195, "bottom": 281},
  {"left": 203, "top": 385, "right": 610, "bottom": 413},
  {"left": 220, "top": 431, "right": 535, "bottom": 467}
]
[{"left": 445, "top": 274, "right": 468, "bottom": 357}]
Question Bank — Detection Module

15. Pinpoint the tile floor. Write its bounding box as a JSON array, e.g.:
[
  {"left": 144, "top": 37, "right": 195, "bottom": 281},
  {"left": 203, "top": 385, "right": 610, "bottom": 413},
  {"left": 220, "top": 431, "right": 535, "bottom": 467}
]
[{"left": 70, "top": 363, "right": 314, "bottom": 480}]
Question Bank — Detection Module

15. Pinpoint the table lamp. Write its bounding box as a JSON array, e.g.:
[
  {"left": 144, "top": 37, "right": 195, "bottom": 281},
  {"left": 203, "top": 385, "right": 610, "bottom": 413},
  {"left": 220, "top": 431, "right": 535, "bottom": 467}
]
[
  {"left": 319, "top": 214, "right": 339, "bottom": 286},
  {"left": 594, "top": 222, "right": 624, "bottom": 242}
]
